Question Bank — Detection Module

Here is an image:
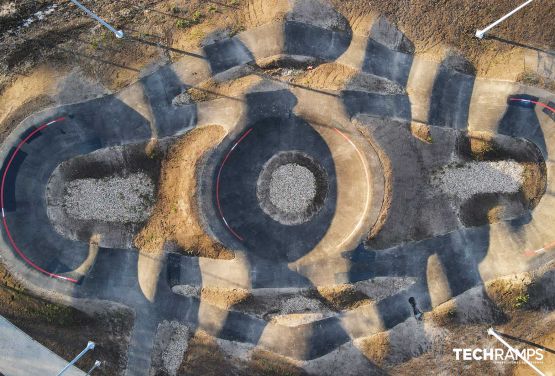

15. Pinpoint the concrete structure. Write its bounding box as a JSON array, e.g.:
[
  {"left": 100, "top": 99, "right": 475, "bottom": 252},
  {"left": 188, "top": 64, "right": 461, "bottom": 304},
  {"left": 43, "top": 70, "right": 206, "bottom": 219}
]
[
  {"left": 0, "top": 1, "right": 553, "bottom": 374},
  {"left": 0, "top": 315, "right": 85, "bottom": 376}
]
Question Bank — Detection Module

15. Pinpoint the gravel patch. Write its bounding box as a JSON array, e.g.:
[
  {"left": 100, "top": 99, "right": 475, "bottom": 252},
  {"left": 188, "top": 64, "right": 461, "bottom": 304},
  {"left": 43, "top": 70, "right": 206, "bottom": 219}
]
[
  {"left": 257, "top": 151, "right": 328, "bottom": 225},
  {"left": 150, "top": 320, "right": 190, "bottom": 376},
  {"left": 279, "top": 295, "right": 328, "bottom": 314},
  {"left": 63, "top": 172, "right": 155, "bottom": 223},
  {"left": 432, "top": 161, "right": 524, "bottom": 200},
  {"left": 172, "top": 91, "right": 193, "bottom": 106},
  {"left": 354, "top": 277, "right": 417, "bottom": 302},
  {"left": 269, "top": 163, "right": 316, "bottom": 213},
  {"left": 270, "top": 295, "right": 336, "bottom": 326},
  {"left": 171, "top": 285, "right": 201, "bottom": 298}
]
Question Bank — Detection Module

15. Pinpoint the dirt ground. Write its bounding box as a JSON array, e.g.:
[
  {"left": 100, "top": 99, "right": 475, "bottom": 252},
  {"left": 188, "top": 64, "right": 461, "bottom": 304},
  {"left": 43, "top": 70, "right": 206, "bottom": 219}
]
[
  {"left": 1, "top": 0, "right": 554, "bottom": 120},
  {"left": 332, "top": 0, "right": 555, "bottom": 78},
  {"left": 177, "top": 330, "right": 307, "bottom": 376},
  {"left": 0, "top": 263, "right": 133, "bottom": 375},
  {"left": 134, "top": 125, "right": 234, "bottom": 259}
]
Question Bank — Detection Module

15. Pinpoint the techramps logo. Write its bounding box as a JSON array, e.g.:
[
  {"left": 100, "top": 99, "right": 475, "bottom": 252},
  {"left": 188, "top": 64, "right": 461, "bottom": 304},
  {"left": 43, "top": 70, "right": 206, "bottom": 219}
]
[
  {"left": 452, "top": 347, "right": 544, "bottom": 364},
  {"left": 452, "top": 328, "right": 547, "bottom": 376}
]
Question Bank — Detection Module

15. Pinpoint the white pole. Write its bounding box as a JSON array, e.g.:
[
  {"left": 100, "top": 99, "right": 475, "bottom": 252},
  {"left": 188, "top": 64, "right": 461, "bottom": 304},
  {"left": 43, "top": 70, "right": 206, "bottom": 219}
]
[
  {"left": 475, "top": 0, "right": 534, "bottom": 39},
  {"left": 57, "top": 341, "right": 96, "bottom": 376},
  {"left": 487, "top": 328, "right": 545, "bottom": 376},
  {"left": 69, "top": 0, "right": 124, "bottom": 38},
  {"left": 86, "top": 360, "right": 102, "bottom": 375}
]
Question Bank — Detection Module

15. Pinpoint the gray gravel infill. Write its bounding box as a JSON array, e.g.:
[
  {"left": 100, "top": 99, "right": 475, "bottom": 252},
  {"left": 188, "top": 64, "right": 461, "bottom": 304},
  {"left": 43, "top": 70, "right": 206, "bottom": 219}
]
[
  {"left": 432, "top": 161, "right": 524, "bottom": 200},
  {"left": 150, "top": 321, "right": 190, "bottom": 376},
  {"left": 354, "top": 277, "right": 417, "bottom": 302},
  {"left": 63, "top": 172, "right": 155, "bottom": 223},
  {"left": 269, "top": 163, "right": 316, "bottom": 213}
]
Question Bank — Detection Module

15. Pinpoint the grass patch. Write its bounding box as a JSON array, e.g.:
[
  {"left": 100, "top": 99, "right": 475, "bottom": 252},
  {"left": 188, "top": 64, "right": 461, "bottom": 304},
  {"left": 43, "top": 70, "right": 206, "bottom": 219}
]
[
  {"left": 514, "top": 293, "right": 529, "bottom": 309},
  {"left": 175, "top": 11, "right": 204, "bottom": 29}
]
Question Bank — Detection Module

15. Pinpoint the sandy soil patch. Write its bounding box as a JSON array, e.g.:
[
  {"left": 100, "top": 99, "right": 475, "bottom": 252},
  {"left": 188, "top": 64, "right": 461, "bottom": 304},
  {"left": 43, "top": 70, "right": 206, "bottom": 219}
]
[{"left": 135, "top": 125, "right": 233, "bottom": 259}]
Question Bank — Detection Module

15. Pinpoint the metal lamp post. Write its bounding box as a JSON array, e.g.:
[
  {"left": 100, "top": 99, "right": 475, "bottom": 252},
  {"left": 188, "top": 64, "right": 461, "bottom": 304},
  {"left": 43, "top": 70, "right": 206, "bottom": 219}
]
[
  {"left": 488, "top": 328, "right": 545, "bottom": 376},
  {"left": 69, "top": 0, "right": 124, "bottom": 39},
  {"left": 475, "top": 0, "right": 534, "bottom": 39},
  {"left": 56, "top": 341, "right": 95, "bottom": 376},
  {"left": 86, "top": 360, "right": 102, "bottom": 375}
]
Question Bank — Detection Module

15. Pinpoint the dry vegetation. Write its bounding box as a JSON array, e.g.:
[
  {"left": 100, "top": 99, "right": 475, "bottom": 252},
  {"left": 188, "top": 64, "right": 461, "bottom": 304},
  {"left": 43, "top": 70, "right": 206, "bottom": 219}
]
[
  {"left": 317, "top": 284, "right": 372, "bottom": 311},
  {"left": 135, "top": 125, "right": 234, "bottom": 259},
  {"left": 356, "top": 263, "right": 555, "bottom": 375},
  {"left": 332, "top": 0, "right": 555, "bottom": 79},
  {"left": 178, "top": 330, "right": 306, "bottom": 376},
  {"left": 0, "top": 263, "right": 133, "bottom": 375},
  {"left": 200, "top": 287, "right": 251, "bottom": 310}
]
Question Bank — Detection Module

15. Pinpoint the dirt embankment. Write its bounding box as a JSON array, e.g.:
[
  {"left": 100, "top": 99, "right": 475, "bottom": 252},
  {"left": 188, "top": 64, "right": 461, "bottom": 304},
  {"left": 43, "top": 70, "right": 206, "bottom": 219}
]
[
  {"left": 0, "top": 263, "right": 133, "bottom": 375},
  {"left": 135, "top": 125, "right": 234, "bottom": 259},
  {"left": 332, "top": 0, "right": 555, "bottom": 80},
  {"left": 177, "top": 330, "right": 307, "bottom": 376}
]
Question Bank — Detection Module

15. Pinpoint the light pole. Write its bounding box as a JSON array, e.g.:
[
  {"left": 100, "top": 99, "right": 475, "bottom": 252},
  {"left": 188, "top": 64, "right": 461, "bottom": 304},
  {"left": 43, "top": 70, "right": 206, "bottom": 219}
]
[
  {"left": 475, "top": 0, "right": 534, "bottom": 39},
  {"left": 56, "top": 341, "right": 95, "bottom": 376},
  {"left": 69, "top": 0, "right": 124, "bottom": 39},
  {"left": 487, "top": 328, "right": 545, "bottom": 376},
  {"left": 86, "top": 360, "right": 102, "bottom": 375}
]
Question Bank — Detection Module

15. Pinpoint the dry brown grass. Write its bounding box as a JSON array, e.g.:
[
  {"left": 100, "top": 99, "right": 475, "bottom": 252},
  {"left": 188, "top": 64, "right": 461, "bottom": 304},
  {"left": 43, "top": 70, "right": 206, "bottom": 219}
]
[
  {"left": 517, "top": 71, "right": 555, "bottom": 93},
  {"left": 332, "top": 0, "right": 555, "bottom": 79},
  {"left": 179, "top": 329, "right": 306, "bottom": 376},
  {"left": 135, "top": 125, "right": 234, "bottom": 259},
  {"left": 0, "top": 263, "right": 132, "bottom": 375},
  {"left": 317, "top": 284, "right": 372, "bottom": 311},
  {"left": 469, "top": 134, "right": 495, "bottom": 160},
  {"left": 520, "top": 161, "right": 547, "bottom": 209}
]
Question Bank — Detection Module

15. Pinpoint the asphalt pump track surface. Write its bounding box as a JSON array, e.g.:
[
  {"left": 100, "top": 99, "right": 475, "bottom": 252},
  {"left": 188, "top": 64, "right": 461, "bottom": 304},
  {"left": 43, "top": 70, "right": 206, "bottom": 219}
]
[{"left": 1, "top": 2, "right": 555, "bottom": 374}]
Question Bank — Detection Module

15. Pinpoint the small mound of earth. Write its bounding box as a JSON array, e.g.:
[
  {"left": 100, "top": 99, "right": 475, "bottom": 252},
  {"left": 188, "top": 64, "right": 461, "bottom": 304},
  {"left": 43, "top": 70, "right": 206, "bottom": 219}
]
[
  {"left": 432, "top": 161, "right": 524, "bottom": 200},
  {"left": 63, "top": 173, "right": 154, "bottom": 223},
  {"left": 269, "top": 163, "right": 316, "bottom": 213}
]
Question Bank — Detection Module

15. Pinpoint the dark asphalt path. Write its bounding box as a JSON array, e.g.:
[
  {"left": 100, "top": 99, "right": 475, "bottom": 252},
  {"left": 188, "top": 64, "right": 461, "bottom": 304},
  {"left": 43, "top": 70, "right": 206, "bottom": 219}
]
[{"left": 0, "top": 14, "right": 553, "bottom": 376}]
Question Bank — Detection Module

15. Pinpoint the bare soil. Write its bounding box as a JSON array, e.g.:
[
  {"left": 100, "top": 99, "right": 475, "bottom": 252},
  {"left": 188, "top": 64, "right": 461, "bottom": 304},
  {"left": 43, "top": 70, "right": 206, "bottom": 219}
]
[
  {"left": 0, "top": 263, "right": 133, "bottom": 375},
  {"left": 135, "top": 125, "right": 234, "bottom": 259},
  {"left": 316, "top": 284, "right": 372, "bottom": 311},
  {"left": 332, "top": 0, "right": 555, "bottom": 78},
  {"left": 177, "top": 330, "right": 306, "bottom": 376}
]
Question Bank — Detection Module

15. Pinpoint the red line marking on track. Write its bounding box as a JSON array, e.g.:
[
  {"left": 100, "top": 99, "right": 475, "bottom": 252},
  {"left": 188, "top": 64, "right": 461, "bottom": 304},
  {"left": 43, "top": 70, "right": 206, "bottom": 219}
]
[
  {"left": 511, "top": 98, "right": 555, "bottom": 257},
  {"left": 216, "top": 128, "right": 253, "bottom": 241},
  {"left": 0, "top": 117, "right": 77, "bottom": 283},
  {"left": 509, "top": 98, "right": 555, "bottom": 114},
  {"left": 216, "top": 126, "right": 369, "bottom": 244}
]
